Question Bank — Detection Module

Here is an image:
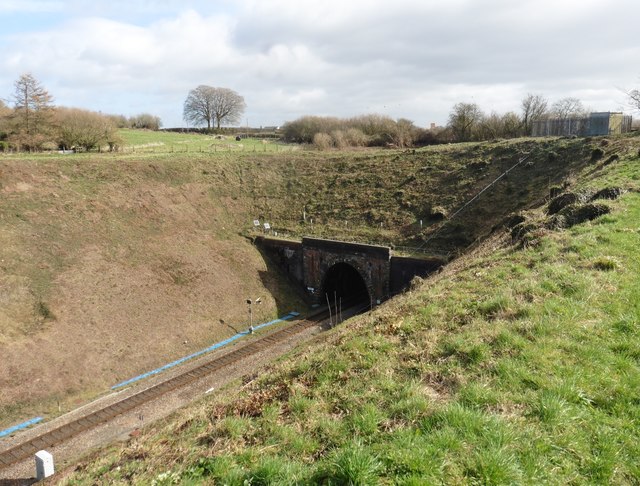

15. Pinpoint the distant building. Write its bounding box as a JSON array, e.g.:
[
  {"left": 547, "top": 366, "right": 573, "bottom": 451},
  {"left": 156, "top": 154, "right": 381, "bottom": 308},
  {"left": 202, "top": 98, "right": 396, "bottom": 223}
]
[{"left": 532, "top": 112, "right": 632, "bottom": 137}]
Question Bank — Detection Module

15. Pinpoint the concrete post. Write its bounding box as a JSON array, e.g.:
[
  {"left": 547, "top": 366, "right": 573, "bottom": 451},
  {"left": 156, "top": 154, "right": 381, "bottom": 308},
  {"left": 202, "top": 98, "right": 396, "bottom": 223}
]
[{"left": 35, "top": 450, "right": 54, "bottom": 480}]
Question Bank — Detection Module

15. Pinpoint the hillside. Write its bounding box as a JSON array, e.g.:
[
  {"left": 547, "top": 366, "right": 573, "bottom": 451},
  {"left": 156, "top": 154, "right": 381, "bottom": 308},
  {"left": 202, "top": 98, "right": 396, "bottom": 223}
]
[
  {"left": 48, "top": 135, "right": 640, "bottom": 484},
  {"left": 0, "top": 134, "right": 636, "bottom": 442}
]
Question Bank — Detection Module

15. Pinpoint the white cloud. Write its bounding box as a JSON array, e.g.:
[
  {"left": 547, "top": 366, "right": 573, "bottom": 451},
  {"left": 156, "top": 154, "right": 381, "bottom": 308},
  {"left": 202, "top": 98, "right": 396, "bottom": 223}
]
[
  {"left": 1, "top": 0, "right": 639, "bottom": 126},
  {"left": 0, "top": 0, "right": 63, "bottom": 13}
]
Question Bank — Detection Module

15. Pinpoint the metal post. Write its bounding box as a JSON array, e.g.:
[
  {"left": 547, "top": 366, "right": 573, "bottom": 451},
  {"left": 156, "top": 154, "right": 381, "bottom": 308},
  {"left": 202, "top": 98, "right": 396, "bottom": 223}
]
[{"left": 247, "top": 297, "right": 261, "bottom": 334}]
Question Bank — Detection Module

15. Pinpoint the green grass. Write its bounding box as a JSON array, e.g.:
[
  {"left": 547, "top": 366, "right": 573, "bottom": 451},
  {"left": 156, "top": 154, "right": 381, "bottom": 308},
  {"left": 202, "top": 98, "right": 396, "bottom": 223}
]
[
  {"left": 117, "top": 128, "right": 295, "bottom": 154},
  {"left": 61, "top": 143, "right": 640, "bottom": 484}
]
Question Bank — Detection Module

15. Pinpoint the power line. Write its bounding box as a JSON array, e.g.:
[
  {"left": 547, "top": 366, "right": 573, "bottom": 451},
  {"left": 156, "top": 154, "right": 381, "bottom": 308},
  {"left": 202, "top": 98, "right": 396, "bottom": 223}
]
[{"left": 416, "top": 152, "right": 532, "bottom": 250}]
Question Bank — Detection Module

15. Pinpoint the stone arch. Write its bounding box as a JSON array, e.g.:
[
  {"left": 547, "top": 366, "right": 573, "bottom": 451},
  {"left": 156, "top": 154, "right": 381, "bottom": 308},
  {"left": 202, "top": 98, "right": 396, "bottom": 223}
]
[{"left": 321, "top": 261, "right": 371, "bottom": 304}]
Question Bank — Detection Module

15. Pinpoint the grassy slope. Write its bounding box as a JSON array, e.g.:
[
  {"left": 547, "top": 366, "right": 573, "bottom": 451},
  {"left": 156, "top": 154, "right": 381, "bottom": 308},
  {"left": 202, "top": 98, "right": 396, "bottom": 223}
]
[{"left": 60, "top": 143, "right": 640, "bottom": 484}]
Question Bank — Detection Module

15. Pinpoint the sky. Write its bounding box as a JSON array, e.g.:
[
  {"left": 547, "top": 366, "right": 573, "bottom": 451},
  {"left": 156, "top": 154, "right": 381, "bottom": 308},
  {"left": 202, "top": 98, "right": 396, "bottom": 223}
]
[{"left": 1, "top": 0, "right": 639, "bottom": 128}]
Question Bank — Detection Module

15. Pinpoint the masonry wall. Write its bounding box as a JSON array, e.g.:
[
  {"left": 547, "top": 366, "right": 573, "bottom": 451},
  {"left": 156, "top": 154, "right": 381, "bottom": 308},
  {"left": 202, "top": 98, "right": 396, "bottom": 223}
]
[
  {"left": 302, "top": 237, "right": 391, "bottom": 304},
  {"left": 389, "top": 256, "right": 445, "bottom": 295},
  {"left": 254, "top": 236, "right": 304, "bottom": 284},
  {"left": 256, "top": 236, "right": 447, "bottom": 306}
]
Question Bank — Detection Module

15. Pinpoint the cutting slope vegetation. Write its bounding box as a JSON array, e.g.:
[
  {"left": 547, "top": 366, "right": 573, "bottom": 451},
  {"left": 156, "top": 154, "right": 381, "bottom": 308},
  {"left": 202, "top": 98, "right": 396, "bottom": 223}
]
[
  {"left": 0, "top": 135, "right": 634, "bottom": 433},
  {"left": 59, "top": 136, "right": 640, "bottom": 485}
]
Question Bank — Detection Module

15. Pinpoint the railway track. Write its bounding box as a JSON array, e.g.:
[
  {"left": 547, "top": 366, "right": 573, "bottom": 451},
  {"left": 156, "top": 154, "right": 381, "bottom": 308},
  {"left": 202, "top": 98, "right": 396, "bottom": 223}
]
[{"left": 0, "top": 303, "right": 363, "bottom": 471}]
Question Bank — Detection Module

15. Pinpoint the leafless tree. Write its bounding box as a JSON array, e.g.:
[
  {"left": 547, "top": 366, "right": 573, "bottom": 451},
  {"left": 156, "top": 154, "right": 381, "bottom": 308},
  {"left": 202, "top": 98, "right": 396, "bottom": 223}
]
[
  {"left": 629, "top": 88, "right": 640, "bottom": 111},
  {"left": 501, "top": 111, "right": 522, "bottom": 138},
  {"left": 389, "top": 118, "right": 418, "bottom": 148},
  {"left": 9, "top": 73, "right": 54, "bottom": 149},
  {"left": 447, "top": 102, "right": 483, "bottom": 142},
  {"left": 551, "top": 97, "right": 586, "bottom": 120},
  {"left": 183, "top": 85, "right": 245, "bottom": 129},
  {"left": 521, "top": 93, "right": 548, "bottom": 135}
]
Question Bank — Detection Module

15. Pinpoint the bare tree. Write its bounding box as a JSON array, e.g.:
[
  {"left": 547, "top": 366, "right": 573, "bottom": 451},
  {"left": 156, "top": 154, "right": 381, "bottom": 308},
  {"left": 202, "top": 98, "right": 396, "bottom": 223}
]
[
  {"left": 389, "top": 118, "right": 417, "bottom": 148},
  {"left": 183, "top": 85, "right": 245, "bottom": 129},
  {"left": 478, "top": 111, "right": 503, "bottom": 140},
  {"left": 447, "top": 102, "right": 483, "bottom": 142},
  {"left": 551, "top": 97, "right": 586, "bottom": 120},
  {"left": 9, "top": 73, "right": 54, "bottom": 149},
  {"left": 501, "top": 111, "right": 522, "bottom": 138},
  {"left": 521, "top": 93, "right": 548, "bottom": 135},
  {"left": 629, "top": 88, "right": 640, "bottom": 111}
]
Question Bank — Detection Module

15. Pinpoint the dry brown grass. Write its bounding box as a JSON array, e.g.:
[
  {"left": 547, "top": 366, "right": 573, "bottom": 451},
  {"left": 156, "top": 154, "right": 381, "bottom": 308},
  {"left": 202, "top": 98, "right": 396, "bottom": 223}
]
[{"left": 0, "top": 154, "right": 306, "bottom": 427}]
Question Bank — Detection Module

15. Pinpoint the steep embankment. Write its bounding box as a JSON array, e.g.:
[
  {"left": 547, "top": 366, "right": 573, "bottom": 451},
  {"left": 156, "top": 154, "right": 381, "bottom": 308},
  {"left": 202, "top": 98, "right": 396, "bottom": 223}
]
[
  {"left": 59, "top": 136, "right": 640, "bottom": 484},
  {"left": 0, "top": 154, "right": 305, "bottom": 426},
  {"left": 0, "top": 136, "right": 633, "bottom": 430}
]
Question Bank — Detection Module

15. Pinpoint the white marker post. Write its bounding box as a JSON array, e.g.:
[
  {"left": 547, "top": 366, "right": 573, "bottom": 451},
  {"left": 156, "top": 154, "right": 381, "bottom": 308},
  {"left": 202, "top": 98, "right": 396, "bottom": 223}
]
[{"left": 35, "top": 450, "right": 54, "bottom": 480}]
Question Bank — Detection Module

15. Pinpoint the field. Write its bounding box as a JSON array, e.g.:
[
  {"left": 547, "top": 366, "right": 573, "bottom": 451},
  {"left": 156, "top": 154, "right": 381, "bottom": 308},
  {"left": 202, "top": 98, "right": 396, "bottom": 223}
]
[
  {"left": 1, "top": 130, "right": 639, "bottom": 483},
  {"left": 58, "top": 134, "right": 640, "bottom": 484},
  {"left": 117, "top": 129, "right": 296, "bottom": 154}
]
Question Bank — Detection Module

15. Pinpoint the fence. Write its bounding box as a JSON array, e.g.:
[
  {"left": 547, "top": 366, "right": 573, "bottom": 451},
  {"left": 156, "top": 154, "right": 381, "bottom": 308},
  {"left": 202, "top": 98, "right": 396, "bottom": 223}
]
[{"left": 532, "top": 112, "right": 633, "bottom": 137}]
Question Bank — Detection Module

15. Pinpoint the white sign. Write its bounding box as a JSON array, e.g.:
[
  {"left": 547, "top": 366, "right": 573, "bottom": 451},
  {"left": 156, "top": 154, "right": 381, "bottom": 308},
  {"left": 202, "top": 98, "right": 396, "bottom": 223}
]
[
  {"left": 263, "top": 222, "right": 271, "bottom": 230},
  {"left": 253, "top": 219, "right": 260, "bottom": 226}
]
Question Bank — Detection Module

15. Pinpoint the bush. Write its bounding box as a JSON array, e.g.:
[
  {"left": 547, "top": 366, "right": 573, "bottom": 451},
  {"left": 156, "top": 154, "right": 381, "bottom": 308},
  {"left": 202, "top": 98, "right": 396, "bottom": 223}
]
[
  {"left": 55, "top": 107, "right": 118, "bottom": 151},
  {"left": 129, "top": 113, "right": 162, "bottom": 130},
  {"left": 344, "top": 128, "right": 369, "bottom": 147},
  {"left": 313, "top": 132, "right": 333, "bottom": 150},
  {"left": 331, "top": 130, "right": 347, "bottom": 149},
  {"left": 283, "top": 114, "right": 417, "bottom": 148}
]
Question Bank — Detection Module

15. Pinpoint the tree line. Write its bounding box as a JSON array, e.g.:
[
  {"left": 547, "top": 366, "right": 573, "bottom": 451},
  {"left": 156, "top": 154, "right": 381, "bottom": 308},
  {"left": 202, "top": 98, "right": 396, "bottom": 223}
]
[
  {"left": 0, "top": 73, "right": 162, "bottom": 152},
  {"left": 281, "top": 114, "right": 434, "bottom": 148},
  {"left": 446, "top": 95, "right": 592, "bottom": 142},
  {"left": 281, "top": 94, "right": 601, "bottom": 149}
]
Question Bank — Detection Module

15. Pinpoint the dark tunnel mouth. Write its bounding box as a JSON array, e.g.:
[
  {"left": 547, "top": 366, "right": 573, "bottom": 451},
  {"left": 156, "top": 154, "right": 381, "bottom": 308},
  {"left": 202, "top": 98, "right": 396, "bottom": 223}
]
[{"left": 321, "top": 262, "right": 370, "bottom": 306}]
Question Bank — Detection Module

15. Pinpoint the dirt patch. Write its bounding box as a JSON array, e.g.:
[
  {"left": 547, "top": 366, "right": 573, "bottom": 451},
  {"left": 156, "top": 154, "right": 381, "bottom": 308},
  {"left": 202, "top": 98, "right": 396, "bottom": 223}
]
[{"left": 0, "top": 158, "right": 306, "bottom": 428}]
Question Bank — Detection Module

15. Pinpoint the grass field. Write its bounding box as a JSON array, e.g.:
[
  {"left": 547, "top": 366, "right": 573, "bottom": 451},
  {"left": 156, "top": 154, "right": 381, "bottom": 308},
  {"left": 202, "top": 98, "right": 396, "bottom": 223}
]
[
  {"left": 56, "top": 136, "right": 640, "bottom": 484},
  {"left": 117, "top": 129, "right": 297, "bottom": 154}
]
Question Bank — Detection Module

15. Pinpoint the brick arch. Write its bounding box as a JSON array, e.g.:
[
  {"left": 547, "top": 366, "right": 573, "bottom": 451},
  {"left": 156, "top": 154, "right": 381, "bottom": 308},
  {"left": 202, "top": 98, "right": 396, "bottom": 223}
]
[
  {"left": 301, "top": 238, "right": 390, "bottom": 305},
  {"left": 320, "top": 259, "right": 373, "bottom": 304}
]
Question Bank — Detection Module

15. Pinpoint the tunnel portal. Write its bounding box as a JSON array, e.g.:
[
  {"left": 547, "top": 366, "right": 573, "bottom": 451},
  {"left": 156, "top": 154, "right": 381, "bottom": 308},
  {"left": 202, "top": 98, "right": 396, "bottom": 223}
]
[
  {"left": 322, "top": 262, "right": 370, "bottom": 305},
  {"left": 255, "top": 236, "right": 445, "bottom": 306}
]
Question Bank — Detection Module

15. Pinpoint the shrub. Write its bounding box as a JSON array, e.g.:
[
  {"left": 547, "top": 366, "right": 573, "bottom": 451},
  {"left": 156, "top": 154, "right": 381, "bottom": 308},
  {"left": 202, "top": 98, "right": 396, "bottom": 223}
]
[
  {"left": 344, "top": 128, "right": 369, "bottom": 147},
  {"left": 331, "top": 130, "right": 347, "bottom": 149},
  {"left": 313, "top": 132, "right": 333, "bottom": 150},
  {"left": 55, "top": 107, "right": 118, "bottom": 151}
]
